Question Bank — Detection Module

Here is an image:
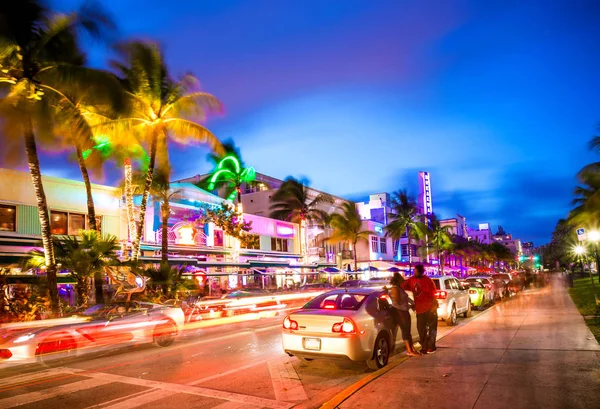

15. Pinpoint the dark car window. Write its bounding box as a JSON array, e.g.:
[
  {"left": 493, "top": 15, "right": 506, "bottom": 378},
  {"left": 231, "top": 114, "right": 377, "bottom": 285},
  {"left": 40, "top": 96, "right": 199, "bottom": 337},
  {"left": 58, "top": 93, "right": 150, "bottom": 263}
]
[
  {"left": 304, "top": 293, "right": 368, "bottom": 310},
  {"left": 448, "top": 279, "right": 459, "bottom": 290},
  {"left": 432, "top": 279, "right": 440, "bottom": 290}
]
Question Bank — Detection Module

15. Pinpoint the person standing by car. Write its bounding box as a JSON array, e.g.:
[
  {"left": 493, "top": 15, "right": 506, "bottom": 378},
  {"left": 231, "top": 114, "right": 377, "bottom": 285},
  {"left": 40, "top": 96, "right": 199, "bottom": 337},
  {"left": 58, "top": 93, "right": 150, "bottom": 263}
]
[
  {"left": 390, "top": 273, "right": 420, "bottom": 356},
  {"left": 402, "top": 264, "right": 438, "bottom": 354}
]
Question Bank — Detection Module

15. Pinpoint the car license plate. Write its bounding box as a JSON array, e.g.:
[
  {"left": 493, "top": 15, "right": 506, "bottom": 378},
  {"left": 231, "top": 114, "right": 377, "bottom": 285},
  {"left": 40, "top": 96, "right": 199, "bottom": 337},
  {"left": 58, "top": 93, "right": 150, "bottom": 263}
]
[{"left": 303, "top": 337, "right": 321, "bottom": 351}]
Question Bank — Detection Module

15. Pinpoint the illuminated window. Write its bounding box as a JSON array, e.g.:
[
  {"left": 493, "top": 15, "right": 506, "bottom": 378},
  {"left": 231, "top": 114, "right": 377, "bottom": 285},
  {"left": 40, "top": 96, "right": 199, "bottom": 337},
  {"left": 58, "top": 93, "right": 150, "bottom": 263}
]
[
  {"left": 379, "top": 237, "right": 387, "bottom": 254},
  {"left": 68, "top": 213, "right": 86, "bottom": 235},
  {"left": 0, "top": 204, "right": 16, "bottom": 232},
  {"left": 50, "top": 211, "right": 68, "bottom": 235},
  {"left": 371, "top": 236, "right": 378, "bottom": 252},
  {"left": 271, "top": 237, "right": 288, "bottom": 252}
]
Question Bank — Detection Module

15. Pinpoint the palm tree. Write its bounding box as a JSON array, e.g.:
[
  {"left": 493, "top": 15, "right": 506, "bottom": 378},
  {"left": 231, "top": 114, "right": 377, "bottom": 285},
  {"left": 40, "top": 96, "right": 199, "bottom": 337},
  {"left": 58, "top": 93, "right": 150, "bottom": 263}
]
[
  {"left": 0, "top": 0, "right": 113, "bottom": 314},
  {"left": 328, "top": 202, "right": 375, "bottom": 272},
  {"left": 98, "top": 40, "right": 224, "bottom": 260},
  {"left": 49, "top": 79, "right": 125, "bottom": 232},
  {"left": 269, "top": 177, "right": 332, "bottom": 261},
  {"left": 133, "top": 167, "right": 180, "bottom": 267},
  {"left": 30, "top": 231, "right": 118, "bottom": 306},
  {"left": 205, "top": 147, "right": 256, "bottom": 211},
  {"left": 428, "top": 222, "right": 453, "bottom": 274},
  {"left": 384, "top": 190, "right": 426, "bottom": 267}
]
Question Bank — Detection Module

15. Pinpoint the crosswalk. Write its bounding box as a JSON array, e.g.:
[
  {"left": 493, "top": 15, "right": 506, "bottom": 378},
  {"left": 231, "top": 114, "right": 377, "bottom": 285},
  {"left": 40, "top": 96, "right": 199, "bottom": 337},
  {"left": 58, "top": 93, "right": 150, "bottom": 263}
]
[{"left": 0, "top": 358, "right": 308, "bottom": 409}]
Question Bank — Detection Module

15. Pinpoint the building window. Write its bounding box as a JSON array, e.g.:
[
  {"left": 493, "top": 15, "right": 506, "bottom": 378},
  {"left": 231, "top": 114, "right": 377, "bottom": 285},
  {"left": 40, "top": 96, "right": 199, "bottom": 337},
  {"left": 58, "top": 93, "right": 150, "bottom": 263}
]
[
  {"left": 271, "top": 237, "right": 288, "bottom": 252},
  {"left": 379, "top": 237, "right": 387, "bottom": 254},
  {"left": 50, "top": 211, "right": 68, "bottom": 235},
  {"left": 0, "top": 204, "right": 16, "bottom": 232},
  {"left": 371, "top": 236, "right": 378, "bottom": 252},
  {"left": 393, "top": 240, "right": 399, "bottom": 255},
  {"left": 68, "top": 213, "right": 86, "bottom": 235}
]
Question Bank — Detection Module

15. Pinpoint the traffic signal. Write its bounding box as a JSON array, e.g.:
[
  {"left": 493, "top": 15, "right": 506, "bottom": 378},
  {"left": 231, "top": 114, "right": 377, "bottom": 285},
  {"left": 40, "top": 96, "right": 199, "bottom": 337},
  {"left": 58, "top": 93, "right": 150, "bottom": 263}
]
[{"left": 533, "top": 255, "right": 539, "bottom": 262}]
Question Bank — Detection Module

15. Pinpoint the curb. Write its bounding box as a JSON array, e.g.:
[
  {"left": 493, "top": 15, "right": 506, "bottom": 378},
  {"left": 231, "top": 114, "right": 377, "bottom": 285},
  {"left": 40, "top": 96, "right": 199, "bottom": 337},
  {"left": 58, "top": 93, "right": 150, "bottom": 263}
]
[{"left": 320, "top": 297, "right": 505, "bottom": 409}]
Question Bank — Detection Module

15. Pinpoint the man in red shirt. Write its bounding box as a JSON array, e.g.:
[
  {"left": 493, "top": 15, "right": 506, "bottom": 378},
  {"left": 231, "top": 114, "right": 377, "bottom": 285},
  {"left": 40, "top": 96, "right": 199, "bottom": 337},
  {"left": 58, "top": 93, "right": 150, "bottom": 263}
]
[{"left": 402, "top": 264, "right": 438, "bottom": 353}]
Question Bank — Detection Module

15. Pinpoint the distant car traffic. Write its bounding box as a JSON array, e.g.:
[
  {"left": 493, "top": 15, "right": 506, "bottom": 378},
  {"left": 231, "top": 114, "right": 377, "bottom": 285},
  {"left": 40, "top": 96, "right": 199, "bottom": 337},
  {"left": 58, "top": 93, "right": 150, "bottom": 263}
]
[
  {"left": 282, "top": 288, "right": 401, "bottom": 369},
  {"left": 468, "top": 276, "right": 504, "bottom": 301},
  {"left": 461, "top": 280, "right": 490, "bottom": 309},
  {"left": 300, "top": 283, "right": 335, "bottom": 291},
  {"left": 432, "top": 276, "right": 471, "bottom": 326},
  {"left": 0, "top": 302, "right": 184, "bottom": 365},
  {"left": 338, "top": 280, "right": 370, "bottom": 288}
]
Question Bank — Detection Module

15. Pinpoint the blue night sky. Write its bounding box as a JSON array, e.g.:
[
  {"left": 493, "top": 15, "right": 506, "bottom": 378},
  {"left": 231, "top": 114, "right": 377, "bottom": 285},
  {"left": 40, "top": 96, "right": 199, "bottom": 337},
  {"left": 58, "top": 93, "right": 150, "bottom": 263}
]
[{"left": 30, "top": 1, "right": 600, "bottom": 244}]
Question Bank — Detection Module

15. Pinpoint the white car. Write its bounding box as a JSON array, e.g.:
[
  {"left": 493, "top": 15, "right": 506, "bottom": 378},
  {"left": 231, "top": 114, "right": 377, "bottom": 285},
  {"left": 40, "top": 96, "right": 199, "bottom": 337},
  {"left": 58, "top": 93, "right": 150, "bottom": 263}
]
[
  {"left": 282, "top": 288, "right": 407, "bottom": 369},
  {"left": 432, "top": 276, "right": 471, "bottom": 326}
]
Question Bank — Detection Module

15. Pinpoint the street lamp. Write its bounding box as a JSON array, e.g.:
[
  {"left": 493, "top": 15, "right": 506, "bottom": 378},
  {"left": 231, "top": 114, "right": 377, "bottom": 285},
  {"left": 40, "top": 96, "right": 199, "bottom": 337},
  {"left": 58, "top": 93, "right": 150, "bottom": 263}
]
[
  {"left": 574, "top": 245, "right": 586, "bottom": 277},
  {"left": 582, "top": 233, "right": 600, "bottom": 307}
]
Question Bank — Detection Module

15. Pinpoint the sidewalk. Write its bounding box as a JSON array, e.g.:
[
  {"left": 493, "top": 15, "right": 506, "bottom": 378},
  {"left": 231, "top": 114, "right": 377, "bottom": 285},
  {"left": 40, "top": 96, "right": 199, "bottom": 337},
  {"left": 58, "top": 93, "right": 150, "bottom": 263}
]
[{"left": 338, "top": 277, "right": 600, "bottom": 409}]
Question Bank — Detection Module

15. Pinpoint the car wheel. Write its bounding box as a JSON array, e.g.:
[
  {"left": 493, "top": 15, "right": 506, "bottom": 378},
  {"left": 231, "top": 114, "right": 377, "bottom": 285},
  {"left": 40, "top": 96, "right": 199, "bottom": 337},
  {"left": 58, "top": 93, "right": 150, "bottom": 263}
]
[
  {"left": 154, "top": 321, "right": 177, "bottom": 347},
  {"left": 366, "top": 333, "right": 390, "bottom": 370},
  {"left": 463, "top": 300, "right": 472, "bottom": 318},
  {"left": 36, "top": 335, "right": 76, "bottom": 367},
  {"left": 445, "top": 305, "right": 458, "bottom": 326}
]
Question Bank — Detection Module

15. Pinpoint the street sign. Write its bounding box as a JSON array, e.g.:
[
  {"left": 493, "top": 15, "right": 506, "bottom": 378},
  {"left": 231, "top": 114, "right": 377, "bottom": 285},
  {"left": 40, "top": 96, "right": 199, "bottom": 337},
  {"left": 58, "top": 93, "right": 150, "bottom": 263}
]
[{"left": 577, "top": 228, "right": 587, "bottom": 242}]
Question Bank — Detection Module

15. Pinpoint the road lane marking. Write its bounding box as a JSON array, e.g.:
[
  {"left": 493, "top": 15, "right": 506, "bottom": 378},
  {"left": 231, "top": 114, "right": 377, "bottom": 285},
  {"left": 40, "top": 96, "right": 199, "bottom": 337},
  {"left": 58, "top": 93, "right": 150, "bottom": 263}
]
[
  {"left": 55, "top": 367, "right": 292, "bottom": 409},
  {"left": 95, "top": 388, "right": 176, "bottom": 409},
  {"left": 212, "top": 401, "right": 260, "bottom": 409},
  {"left": 0, "top": 367, "right": 70, "bottom": 389},
  {"left": 268, "top": 358, "right": 308, "bottom": 402},
  {"left": 187, "top": 359, "right": 268, "bottom": 385},
  {"left": 0, "top": 377, "right": 112, "bottom": 407},
  {"left": 82, "top": 389, "right": 151, "bottom": 409}
]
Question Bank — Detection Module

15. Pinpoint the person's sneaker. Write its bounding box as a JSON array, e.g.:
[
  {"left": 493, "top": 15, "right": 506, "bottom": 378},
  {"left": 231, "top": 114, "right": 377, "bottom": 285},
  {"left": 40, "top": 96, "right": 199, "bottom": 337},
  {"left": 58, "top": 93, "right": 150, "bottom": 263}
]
[{"left": 426, "top": 349, "right": 437, "bottom": 354}]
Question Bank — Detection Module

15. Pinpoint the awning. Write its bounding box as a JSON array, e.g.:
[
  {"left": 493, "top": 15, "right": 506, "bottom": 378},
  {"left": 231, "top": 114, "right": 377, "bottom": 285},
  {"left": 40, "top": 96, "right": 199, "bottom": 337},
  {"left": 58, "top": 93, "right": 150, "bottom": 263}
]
[
  {"left": 248, "top": 260, "right": 291, "bottom": 267},
  {"left": 320, "top": 267, "right": 345, "bottom": 274},
  {"left": 138, "top": 256, "right": 199, "bottom": 266}
]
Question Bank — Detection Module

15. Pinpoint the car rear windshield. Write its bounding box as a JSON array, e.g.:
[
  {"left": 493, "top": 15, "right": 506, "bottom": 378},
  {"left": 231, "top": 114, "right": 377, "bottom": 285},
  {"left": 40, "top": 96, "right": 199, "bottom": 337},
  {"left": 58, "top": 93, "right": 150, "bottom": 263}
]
[
  {"left": 468, "top": 281, "right": 483, "bottom": 288},
  {"left": 304, "top": 293, "right": 368, "bottom": 310},
  {"left": 432, "top": 279, "right": 440, "bottom": 289}
]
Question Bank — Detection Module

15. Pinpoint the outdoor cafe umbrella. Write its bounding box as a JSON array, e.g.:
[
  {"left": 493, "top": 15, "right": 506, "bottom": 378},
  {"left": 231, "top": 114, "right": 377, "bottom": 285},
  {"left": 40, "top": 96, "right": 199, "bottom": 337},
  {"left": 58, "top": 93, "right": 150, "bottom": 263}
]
[
  {"left": 361, "top": 266, "right": 379, "bottom": 272},
  {"left": 321, "top": 267, "right": 343, "bottom": 274},
  {"left": 386, "top": 266, "right": 402, "bottom": 273}
]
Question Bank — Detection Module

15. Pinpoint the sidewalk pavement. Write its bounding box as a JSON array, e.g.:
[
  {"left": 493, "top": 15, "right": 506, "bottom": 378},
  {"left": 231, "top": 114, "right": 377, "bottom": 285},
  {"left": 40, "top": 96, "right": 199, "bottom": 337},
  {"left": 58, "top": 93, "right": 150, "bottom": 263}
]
[{"left": 339, "top": 277, "right": 600, "bottom": 409}]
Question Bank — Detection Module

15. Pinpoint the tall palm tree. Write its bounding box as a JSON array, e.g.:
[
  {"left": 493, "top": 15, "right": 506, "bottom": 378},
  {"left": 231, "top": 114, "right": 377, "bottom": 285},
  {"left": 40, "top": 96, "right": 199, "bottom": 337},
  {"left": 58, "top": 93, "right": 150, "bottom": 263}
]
[
  {"left": 0, "top": 0, "right": 113, "bottom": 314},
  {"left": 328, "top": 202, "right": 375, "bottom": 272},
  {"left": 132, "top": 167, "right": 180, "bottom": 267},
  {"left": 49, "top": 79, "right": 125, "bottom": 232},
  {"left": 98, "top": 40, "right": 224, "bottom": 260},
  {"left": 270, "top": 177, "right": 332, "bottom": 261},
  {"left": 428, "top": 222, "right": 453, "bottom": 275},
  {"left": 384, "top": 190, "right": 426, "bottom": 267}
]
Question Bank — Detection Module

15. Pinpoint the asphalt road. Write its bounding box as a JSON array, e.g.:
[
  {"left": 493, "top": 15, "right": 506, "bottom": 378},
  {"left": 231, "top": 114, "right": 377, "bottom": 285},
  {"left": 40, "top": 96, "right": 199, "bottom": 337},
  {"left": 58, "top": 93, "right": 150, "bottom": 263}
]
[{"left": 0, "top": 308, "right": 485, "bottom": 409}]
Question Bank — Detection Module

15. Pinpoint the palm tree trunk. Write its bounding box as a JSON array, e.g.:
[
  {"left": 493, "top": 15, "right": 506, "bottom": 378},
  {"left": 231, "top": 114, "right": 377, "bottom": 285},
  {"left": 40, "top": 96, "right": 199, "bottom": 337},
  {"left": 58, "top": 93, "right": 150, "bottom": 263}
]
[
  {"left": 132, "top": 133, "right": 158, "bottom": 260},
  {"left": 161, "top": 200, "right": 169, "bottom": 266},
  {"left": 24, "top": 126, "right": 59, "bottom": 315},
  {"left": 353, "top": 239, "right": 358, "bottom": 272},
  {"left": 76, "top": 276, "right": 89, "bottom": 307},
  {"left": 76, "top": 146, "right": 97, "bottom": 231},
  {"left": 75, "top": 146, "right": 104, "bottom": 304},
  {"left": 124, "top": 158, "right": 137, "bottom": 245}
]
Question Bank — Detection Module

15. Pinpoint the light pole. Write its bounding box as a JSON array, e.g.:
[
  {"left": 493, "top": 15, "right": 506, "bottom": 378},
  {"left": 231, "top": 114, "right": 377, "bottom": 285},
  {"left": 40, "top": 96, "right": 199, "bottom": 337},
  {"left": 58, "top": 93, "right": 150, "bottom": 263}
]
[{"left": 578, "top": 237, "right": 600, "bottom": 307}]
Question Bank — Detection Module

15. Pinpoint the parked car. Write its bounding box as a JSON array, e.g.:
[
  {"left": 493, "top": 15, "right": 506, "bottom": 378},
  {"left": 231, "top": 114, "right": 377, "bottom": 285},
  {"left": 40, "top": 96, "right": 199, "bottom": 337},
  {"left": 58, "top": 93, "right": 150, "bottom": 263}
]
[
  {"left": 431, "top": 276, "right": 471, "bottom": 326},
  {"left": 282, "top": 288, "right": 408, "bottom": 369},
  {"left": 468, "top": 276, "right": 504, "bottom": 301},
  {"left": 0, "top": 301, "right": 185, "bottom": 366},
  {"left": 464, "top": 277, "right": 495, "bottom": 305},
  {"left": 461, "top": 280, "right": 489, "bottom": 310},
  {"left": 338, "top": 280, "right": 370, "bottom": 288}
]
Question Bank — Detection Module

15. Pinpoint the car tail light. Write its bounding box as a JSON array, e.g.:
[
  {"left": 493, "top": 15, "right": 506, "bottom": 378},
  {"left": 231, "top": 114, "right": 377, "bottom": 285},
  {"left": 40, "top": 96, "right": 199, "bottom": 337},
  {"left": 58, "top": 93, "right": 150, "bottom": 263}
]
[
  {"left": 0, "top": 349, "right": 12, "bottom": 360},
  {"left": 468, "top": 289, "right": 477, "bottom": 295},
  {"left": 486, "top": 284, "right": 492, "bottom": 291},
  {"left": 435, "top": 290, "right": 448, "bottom": 300},
  {"left": 283, "top": 316, "right": 298, "bottom": 330},
  {"left": 332, "top": 318, "right": 356, "bottom": 334}
]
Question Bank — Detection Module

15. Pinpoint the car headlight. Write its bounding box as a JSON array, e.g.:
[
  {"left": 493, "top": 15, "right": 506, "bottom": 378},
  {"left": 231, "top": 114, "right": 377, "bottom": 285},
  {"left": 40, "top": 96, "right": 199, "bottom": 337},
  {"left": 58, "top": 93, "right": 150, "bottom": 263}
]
[{"left": 14, "top": 333, "right": 35, "bottom": 343}]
